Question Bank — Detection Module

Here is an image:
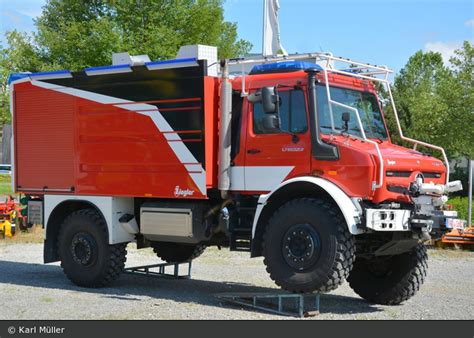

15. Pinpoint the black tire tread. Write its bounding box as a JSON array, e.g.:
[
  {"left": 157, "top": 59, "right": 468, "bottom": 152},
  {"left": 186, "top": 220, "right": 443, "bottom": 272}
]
[
  {"left": 348, "top": 244, "right": 428, "bottom": 305},
  {"left": 263, "top": 198, "right": 355, "bottom": 293},
  {"left": 58, "top": 208, "right": 127, "bottom": 288},
  {"left": 152, "top": 242, "right": 206, "bottom": 263}
]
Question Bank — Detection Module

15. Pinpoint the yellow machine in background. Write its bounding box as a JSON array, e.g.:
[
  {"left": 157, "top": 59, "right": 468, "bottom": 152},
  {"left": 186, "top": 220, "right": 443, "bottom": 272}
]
[
  {"left": 0, "top": 196, "right": 27, "bottom": 239},
  {"left": 0, "top": 210, "right": 16, "bottom": 238}
]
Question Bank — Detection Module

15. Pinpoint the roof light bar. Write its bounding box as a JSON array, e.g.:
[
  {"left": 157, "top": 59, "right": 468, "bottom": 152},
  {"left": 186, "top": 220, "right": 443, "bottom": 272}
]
[{"left": 249, "top": 61, "right": 323, "bottom": 75}]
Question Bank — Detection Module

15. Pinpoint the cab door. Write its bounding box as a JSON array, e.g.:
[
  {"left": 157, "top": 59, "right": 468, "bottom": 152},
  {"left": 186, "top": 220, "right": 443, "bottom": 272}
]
[{"left": 242, "top": 87, "right": 311, "bottom": 192}]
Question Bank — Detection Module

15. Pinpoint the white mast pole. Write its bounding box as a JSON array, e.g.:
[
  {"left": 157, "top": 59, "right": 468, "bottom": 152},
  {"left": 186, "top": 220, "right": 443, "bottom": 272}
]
[{"left": 262, "top": 0, "right": 267, "bottom": 56}]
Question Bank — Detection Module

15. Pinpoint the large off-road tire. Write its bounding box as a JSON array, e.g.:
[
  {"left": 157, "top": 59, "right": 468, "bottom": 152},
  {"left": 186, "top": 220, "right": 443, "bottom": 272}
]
[
  {"left": 57, "top": 209, "right": 127, "bottom": 288},
  {"left": 151, "top": 242, "right": 206, "bottom": 263},
  {"left": 263, "top": 198, "right": 355, "bottom": 293},
  {"left": 347, "top": 243, "right": 428, "bottom": 305}
]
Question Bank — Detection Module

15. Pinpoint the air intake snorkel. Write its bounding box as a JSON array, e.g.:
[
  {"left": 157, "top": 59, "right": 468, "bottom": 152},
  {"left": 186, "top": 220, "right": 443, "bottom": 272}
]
[{"left": 305, "top": 68, "right": 339, "bottom": 161}]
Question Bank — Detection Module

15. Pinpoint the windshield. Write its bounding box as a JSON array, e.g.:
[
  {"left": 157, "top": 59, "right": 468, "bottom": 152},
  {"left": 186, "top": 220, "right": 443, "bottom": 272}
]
[{"left": 316, "top": 85, "right": 388, "bottom": 139}]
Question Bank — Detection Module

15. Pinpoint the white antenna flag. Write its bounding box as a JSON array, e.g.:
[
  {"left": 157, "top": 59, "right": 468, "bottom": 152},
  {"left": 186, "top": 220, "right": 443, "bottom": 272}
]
[{"left": 262, "top": 0, "right": 287, "bottom": 56}]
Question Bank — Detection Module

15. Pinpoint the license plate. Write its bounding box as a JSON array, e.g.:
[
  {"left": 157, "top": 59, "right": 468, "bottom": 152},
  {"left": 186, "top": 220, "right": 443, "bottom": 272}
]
[{"left": 446, "top": 218, "right": 466, "bottom": 230}]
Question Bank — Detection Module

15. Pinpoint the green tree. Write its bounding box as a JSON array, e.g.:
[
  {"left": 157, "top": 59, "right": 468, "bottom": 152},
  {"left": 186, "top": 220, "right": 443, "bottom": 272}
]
[
  {"left": 384, "top": 42, "right": 473, "bottom": 159},
  {"left": 444, "top": 41, "right": 474, "bottom": 158},
  {"left": 0, "top": 0, "right": 252, "bottom": 124},
  {"left": 32, "top": 0, "right": 251, "bottom": 65},
  {"left": 0, "top": 31, "right": 47, "bottom": 124}
]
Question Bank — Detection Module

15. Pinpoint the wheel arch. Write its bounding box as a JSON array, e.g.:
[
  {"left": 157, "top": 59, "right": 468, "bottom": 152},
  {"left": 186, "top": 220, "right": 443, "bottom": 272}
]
[
  {"left": 250, "top": 176, "right": 363, "bottom": 257},
  {"left": 44, "top": 199, "right": 108, "bottom": 263}
]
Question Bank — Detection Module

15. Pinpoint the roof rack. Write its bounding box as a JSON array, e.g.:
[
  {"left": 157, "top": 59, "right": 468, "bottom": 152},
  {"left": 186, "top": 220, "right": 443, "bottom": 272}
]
[{"left": 227, "top": 52, "right": 393, "bottom": 94}]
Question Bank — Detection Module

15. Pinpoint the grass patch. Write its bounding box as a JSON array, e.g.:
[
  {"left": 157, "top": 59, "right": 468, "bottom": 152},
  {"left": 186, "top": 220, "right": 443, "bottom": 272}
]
[
  {"left": 0, "top": 174, "right": 11, "bottom": 183},
  {"left": 0, "top": 182, "right": 12, "bottom": 195},
  {"left": 0, "top": 174, "right": 12, "bottom": 195},
  {"left": 448, "top": 196, "right": 471, "bottom": 224}
]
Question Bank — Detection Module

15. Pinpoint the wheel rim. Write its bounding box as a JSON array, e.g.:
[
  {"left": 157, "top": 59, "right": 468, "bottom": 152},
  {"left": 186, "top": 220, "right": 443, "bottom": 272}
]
[
  {"left": 282, "top": 223, "right": 322, "bottom": 271},
  {"left": 70, "top": 232, "right": 97, "bottom": 266}
]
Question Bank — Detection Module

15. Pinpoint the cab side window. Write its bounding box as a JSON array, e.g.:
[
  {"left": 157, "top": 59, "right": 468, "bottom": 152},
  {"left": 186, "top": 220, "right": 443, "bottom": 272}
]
[{"left": 253, "top": 89, "right": 308, "bottom": 134}]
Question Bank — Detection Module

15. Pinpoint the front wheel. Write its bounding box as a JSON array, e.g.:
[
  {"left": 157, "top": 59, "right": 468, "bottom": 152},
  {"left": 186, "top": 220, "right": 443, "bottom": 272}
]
[
  {"left": 347, "top": 244, "right": 428, "bottom": 305},
  {"left": 263, "top": 198, "right": 355, "bottom": 293}
]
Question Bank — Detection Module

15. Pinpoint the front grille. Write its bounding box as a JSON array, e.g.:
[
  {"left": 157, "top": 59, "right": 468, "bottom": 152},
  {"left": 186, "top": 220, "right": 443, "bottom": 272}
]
[
  {"left": 386, "top": 171, "right": 442, "bottom": 179},
  {"left": 386, "top": 171, "right": 411, "bottom": 177},
  {"left": 422, "top": 172, "right": 442, "bottom": 179}
]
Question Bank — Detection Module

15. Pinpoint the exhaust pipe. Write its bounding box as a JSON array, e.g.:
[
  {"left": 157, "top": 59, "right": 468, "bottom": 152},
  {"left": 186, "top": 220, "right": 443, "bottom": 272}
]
[{"left": 218, "top": 60, "right": 232, "bottom": 199}]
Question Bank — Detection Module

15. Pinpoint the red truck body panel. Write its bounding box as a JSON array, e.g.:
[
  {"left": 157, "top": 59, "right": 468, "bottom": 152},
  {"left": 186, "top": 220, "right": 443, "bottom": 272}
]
[
  {"left": 12, "top": 62, "right": 219, "bottom": 199},
  {"left": 14, "top": 82, "right": 76, "bottom": 191}
]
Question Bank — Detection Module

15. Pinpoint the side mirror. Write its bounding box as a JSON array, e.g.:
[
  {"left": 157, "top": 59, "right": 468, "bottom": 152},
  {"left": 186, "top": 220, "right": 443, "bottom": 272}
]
[
  {"left": 248, "top": 91, "right": 262, "bottom": 103},
  {"left": 262, "top": 87, "right": 279, "bottom": 114},
  {"left": 263, "top": 114, "right": 280, "bottom": 131},
  {"left": 342, "top": 112, "right": 350, "bottom": 131}
]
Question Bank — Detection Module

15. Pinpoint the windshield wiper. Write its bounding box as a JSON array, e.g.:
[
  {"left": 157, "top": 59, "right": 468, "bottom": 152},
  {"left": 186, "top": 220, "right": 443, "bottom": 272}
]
[{"left": 347, "top": 128, "right": 386, "bottom": 143}]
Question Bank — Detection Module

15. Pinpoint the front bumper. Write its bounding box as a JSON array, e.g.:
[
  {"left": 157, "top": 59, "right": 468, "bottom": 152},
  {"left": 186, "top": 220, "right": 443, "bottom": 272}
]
[
  {"left": 365, "top": 180, "right": 463, "bottom": 237},
  {"left": 366, "top": 208, "right": 411, "bottom": 231},
  {"left": 365, "top": 209, "right": 458, "bottom": 232}
]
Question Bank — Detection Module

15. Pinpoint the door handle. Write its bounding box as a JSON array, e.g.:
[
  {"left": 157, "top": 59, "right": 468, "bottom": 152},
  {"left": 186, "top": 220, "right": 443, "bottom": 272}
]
[{"left": 247, "top": 149, "right": 261, "bottom": 155}]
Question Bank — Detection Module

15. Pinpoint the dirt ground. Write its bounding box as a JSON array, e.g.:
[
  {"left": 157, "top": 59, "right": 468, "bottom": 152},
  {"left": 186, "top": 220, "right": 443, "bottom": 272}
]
[{"left": 0, "top": 233, "right": 473, "bottom": 320}]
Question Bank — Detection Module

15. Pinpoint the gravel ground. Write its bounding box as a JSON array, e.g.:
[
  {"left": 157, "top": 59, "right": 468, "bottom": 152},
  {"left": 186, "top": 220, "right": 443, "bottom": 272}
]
[{"left": 0, "top": 242, "right": 473, "bottom": 320}]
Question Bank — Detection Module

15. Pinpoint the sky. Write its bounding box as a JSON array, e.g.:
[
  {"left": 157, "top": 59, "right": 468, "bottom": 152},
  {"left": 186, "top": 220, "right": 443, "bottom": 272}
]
[{"left": 0, "top": 0, "right": 473, "bottom": 73}]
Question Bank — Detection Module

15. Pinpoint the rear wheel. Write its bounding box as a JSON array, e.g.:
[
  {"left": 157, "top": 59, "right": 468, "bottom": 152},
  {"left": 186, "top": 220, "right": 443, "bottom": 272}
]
[
  {"left": 58, "top": 209, "right": 127, "bottom": 288},
  {"left": 347, "top": 244, "right": 428, "bottom": 305},
  {"left": 262, "top": 198, "right": 355, "bottom": 293},
  {"left": 151, "top": 242, "right": 206, "bottom": 263}
]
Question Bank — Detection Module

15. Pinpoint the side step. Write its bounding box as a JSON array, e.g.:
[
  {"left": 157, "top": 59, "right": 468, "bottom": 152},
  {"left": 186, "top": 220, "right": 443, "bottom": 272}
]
[
  {"left": 230, "top": 227, "right": 252, "bottom": 252},
  {"left": 216, "top": 292, "right": 320, "bottom": 318},
  {"left": 229, "top": 203, "right": 256, "bottom": 252}
]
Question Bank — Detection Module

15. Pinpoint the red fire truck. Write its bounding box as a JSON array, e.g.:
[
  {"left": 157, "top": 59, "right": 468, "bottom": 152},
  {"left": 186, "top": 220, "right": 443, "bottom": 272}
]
[{"left": 9, "top": 45, "right": 462, "bottom": 305}]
